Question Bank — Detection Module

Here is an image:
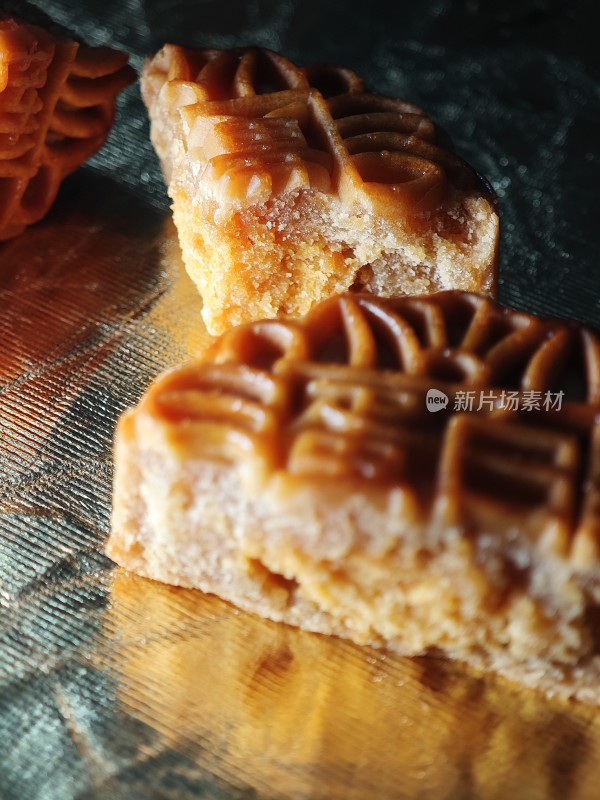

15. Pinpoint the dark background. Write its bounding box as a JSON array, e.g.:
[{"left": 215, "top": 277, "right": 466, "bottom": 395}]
[{"left": 23, "top": 0, "right": 600, "bottom": 325}]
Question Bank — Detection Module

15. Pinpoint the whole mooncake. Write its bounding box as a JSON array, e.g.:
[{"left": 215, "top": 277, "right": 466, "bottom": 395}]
[{"left": 0, "top": 6, "right": 135, "bottom": 239}]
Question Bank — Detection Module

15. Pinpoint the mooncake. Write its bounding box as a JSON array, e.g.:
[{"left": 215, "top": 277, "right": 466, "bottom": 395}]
[
  {"left": 0, "top": 8, "right": 135, "bottom": 239},
  {"left": 108, "top": 291, "right": 600, "bottom": 702},
  {"left": 141, "top": 46, "right": 499, "bottom": 333}
]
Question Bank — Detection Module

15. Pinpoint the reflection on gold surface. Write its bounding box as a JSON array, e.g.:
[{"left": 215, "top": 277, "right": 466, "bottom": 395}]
[
  {"left": 105, "top": 570, "right": 600, "bottom": 800},
  {"left": 0, "top": 179, "right": 210, "bottom": 503},
  {"left": 0, "top": 179, "right": 208, "bottom": 386}
]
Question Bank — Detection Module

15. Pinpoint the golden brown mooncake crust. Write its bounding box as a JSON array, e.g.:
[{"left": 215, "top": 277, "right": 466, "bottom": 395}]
[
  {"left": 108, "top": 290, "right": 600, "bottom": 702},
  {"left": 141, "top": 46, "right": 499, "bottom": 333},
  {"left": 0, "top": 14, "right": 135, "bottom": 240}
]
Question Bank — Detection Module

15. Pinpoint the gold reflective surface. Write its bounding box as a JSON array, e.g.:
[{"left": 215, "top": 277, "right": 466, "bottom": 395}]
[
  {"left": 105, "top": 572, "right": 600, "bottom": 800},
  {"left": 0, "top": 102, "right": 599, "bottom": 800}
]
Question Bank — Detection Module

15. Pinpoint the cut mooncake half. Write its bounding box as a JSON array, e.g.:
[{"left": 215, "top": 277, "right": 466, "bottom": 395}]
[
  {"left": 108, "top": 291, "right": 600, "bottom": 703},
  {"left": 141, "top": 46, "right": 499, "bottom": 333},
  {"left": 0, "top": 7, "right": 135, "bottom": 240}
]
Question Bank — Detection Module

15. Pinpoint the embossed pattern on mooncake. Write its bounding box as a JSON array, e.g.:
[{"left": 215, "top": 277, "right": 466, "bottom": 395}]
[
  {"left": 145, "top": 291, "right": 600, "bottom": 566},
  {"left": 147, "top": 45, "right": 485, "bottom": 212}
]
